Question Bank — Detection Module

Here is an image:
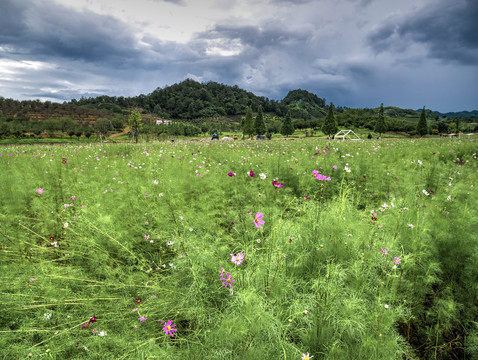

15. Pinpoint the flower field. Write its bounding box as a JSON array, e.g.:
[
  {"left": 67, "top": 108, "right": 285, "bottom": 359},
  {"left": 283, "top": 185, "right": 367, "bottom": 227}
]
[{"left": 0, "top": 138, "right": 477, "bottom": 359}]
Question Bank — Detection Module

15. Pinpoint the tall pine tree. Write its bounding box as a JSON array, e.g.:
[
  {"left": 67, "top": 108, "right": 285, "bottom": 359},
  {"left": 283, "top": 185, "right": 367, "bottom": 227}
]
[
  {"left": 322, "top": 102, "right": 338, "bottom": 138},
  {"left": 416, "top": 106, "right": 428, "bottom": 137},
  {"left": 280, "top": 110, "right": 295, "bottom": 137},
  {"left": 254, "top": 105, "right": 266, "bottom": 136},
  {"left": 374, "top": 103, "right": 386, "bottom": 138},
  {"left": 242, "top": 106, "right": 254, "bottom": 139}
]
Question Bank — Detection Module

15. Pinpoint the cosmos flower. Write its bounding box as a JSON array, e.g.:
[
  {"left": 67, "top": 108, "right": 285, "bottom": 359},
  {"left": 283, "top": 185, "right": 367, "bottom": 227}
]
[
  {"left": 230, "top": 253, "right": 244, "bottom": 265},
  {"left": 254, "top": 212, "right": 265, "bottom": 229},
  {"left": 220, "top": 269, "right": 235, "bottom": 289},
  {"left": 162, "top": 320, "right": 177, "bottom": 337}
]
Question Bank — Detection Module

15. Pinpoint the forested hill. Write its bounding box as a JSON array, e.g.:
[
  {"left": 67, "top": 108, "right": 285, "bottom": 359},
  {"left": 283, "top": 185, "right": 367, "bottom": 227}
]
[
  {"left": 71, "top": 79, "right": 289, "bottom": 120},
  {"left": 68, "top": 79, "right": 327, "bottom": 121}
]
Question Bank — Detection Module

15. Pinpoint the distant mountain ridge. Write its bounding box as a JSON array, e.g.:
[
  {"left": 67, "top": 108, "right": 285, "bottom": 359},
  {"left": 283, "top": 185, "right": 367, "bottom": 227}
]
[{"left": 434, "top": 110, "right": 478, "bottom": 119}]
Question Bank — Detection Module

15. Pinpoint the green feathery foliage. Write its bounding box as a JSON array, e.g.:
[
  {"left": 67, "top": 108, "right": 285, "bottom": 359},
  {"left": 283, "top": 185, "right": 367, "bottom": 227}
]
[{"left": 0, "top": 139, "right": 477, "bottom": 359}]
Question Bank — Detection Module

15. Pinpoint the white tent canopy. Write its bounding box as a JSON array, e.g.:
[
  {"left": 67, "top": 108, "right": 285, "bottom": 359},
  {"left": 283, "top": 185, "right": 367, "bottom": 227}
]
[{"left": 334, "top": 130, "right": 361, "bottom": 140}]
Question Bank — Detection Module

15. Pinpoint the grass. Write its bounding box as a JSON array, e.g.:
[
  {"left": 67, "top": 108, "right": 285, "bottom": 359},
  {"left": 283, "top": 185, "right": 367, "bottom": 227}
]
[{"left": 0, "top": 138, "right": 477, "bottom": 359}]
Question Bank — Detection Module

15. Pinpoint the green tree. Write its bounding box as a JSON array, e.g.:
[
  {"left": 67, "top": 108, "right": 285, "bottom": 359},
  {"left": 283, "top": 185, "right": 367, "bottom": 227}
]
[
  {"left": 128, "top": 109, "right": 143, "bottom": 143},
  {"left": 322, "top": 102, "right": 338, "bottom": 138},
  {"left": 280, "top": 110, "right": 295, "bottom": 137},
  {"left": 416, "top": 106, "right": 428, "bottom": 136},
  {"left": 254, "top": 105, "right": 266, "bottom": 136},
  {"left": 455, "top": 118, "right": 461, "bottom": 134},
  {"left": 75, "top": 127, "right": 83, "bottom": 140},
  {"left": 94, "top": 118, "right": 112, "bottom": 141},
  {"left": 112, "top": 115, "right": 125, "bottom": 131},
  {"left": 374, "top": 103, "right": 387, "bottom": 138},
  {"left": 83, "top": 126, "right": 94, "bottom": 139},
  {"left": 242, "top": 106, "right": 254, "bottom": 139},
  {"left": 67, "top": 126, "right": 75, "bottom": 139}
]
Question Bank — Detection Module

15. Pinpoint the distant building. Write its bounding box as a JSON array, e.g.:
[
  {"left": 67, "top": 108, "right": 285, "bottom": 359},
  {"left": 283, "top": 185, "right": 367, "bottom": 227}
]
[{"left": 155, "top": 119, "right": 172, "bottom": 125}]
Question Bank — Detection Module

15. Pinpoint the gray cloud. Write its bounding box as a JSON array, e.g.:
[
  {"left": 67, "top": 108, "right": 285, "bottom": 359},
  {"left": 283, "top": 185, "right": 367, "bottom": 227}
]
[
  {"left": 0, "top": 0, "right": 476, "bottom": 111},
  {"left": 269, "top": 0, "right": 313, "bottom": 4},
  {"left": 195, "top": 22, "right": 311, "bottom": 51},
  {"left": 367, "top": 0, "right": 478, "bottom": 65},
  {"left": 0, "top": 0, "right": 139, "bottom": 65},
  {"left": 151, "top": 0, "right": 186, "bottom": 4}
]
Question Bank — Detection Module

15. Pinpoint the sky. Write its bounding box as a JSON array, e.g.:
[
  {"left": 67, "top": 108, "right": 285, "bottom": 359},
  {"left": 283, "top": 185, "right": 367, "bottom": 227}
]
[{"left": 0, "top": 0, "right": 477, "bottom": 112}]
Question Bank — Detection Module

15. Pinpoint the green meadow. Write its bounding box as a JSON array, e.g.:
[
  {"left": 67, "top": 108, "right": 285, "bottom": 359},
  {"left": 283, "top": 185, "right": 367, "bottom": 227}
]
[{"left": 0, "top": 138, "right": 477, "bottom": 359}]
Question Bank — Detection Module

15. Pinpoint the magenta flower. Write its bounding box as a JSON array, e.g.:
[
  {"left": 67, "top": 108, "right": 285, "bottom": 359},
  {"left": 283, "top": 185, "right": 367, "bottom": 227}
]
[
  {"left": 272, "top": 180, "right": 284, "bottom": 188},
  {"left": 162, "top": 320, "right": 177, "bottom": 337},
  {"left": 37, "top": 188, "right": 44, "bottom": 194},
  {"left": 254, "top": 212, "right": 265, "bottom": 229},
  {"left": 393, "top": 257, "right": 401, "bottom": 265},
  {"left": 138, "top": 316, "right": 147, "bottom": 322},
  {"left": 381, "top": 248, "right": 388, "bottom": 255},
  {"left": 231, "top": 253, "right": 244, "bottom": 265},
  {"left": 228, "top": 171, "right": 236, "bottom": 177},
  {"left": 220, "top": 269, "right": 235, "bottom": 289},
  {"left": 248, "top": 170, "right": 255, "bottom": 177},
  {"left": 333, "top": 165, "right": 338, "bottom": 169}
]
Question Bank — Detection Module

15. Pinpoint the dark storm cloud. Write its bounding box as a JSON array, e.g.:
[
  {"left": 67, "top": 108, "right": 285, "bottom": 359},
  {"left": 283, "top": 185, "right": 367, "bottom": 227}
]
[
  {"left": 196, "top": 23, "right": 310, "bottom": 49},
  {"left": 367, "top": 0, "right": 478, "bottom": 65},
  {"left": 0, "top": 0, "right": 139, "bottom": 65}
]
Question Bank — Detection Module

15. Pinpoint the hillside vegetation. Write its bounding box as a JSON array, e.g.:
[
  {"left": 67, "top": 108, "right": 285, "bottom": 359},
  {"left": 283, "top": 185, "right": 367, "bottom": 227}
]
[{"left": 1, "top": 79, "right": 477, "bottom": 141}]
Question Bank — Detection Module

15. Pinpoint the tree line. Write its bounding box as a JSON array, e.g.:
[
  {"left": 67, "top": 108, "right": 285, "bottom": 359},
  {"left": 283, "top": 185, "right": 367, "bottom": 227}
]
[{"left": 1, "top": 79, "right": 476, "bottom": 141}]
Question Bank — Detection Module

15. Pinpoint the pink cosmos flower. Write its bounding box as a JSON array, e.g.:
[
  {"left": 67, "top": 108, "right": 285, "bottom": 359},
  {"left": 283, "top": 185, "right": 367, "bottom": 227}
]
[
  {"left": 254, "top": 212, "right": 264, "bottom": 229},
  {"left": 333, "top": 165, "right": 338, "bottom": 169},
  {"left": 138, "top": 316, "right": 147, "bottom": 322},
  {"left": 248, "top": 170, "right": 255, "bottom": 177},
  {"left": 272, "top": 180, "right": 284, "bottom": 188},
  {"left": 37, "top": 188, "right": 44, "bottom": 194},
  {"left": 228, "top": 171, "right": 236, "bottom": 177},
  {"left": 381, "top": 248, "right": 388, "bottom": 255},
  {"left": 313, "top": 170, "right": 331, "bottom": 181},
  {"left": 220, "top": 269, "right": 235, "bottom": 289},
  {"left": 231, "top": 253, "right": 244, "bottom": 265},
  {"left": 393, "top": 257, "right": 401, "bottom": 265},
  {"left": 162, "top": 320, "right": 177, "bottom": 337}
]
